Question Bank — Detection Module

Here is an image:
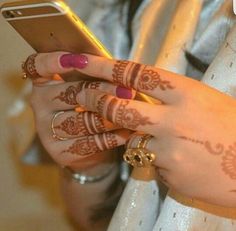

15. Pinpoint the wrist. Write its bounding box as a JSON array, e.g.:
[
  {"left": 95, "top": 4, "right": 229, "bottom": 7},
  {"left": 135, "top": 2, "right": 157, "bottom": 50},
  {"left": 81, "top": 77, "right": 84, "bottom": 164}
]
[
  {"left": 63, "top": 162, "right": 118, "bottom": 184},
  {"left": 62, "top": 148, "right": 121, "bottom": 185}
]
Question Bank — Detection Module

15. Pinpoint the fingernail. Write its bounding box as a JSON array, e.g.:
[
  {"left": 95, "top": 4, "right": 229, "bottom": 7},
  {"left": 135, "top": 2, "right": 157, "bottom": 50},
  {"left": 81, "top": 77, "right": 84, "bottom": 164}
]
[
  {"left": 60, "top": 54, "right": 88, "bottom": 69},
  {"left": 116, "top": 86, "right": 132, "bottom": 99}
]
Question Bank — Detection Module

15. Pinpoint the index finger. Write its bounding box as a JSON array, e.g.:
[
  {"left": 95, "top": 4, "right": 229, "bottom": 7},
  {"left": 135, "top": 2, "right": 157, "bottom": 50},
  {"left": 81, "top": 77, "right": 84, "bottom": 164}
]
[
  {"left": 74, "top": 54, "right": 195, "bottom": 104},
  {"left": 33, "top": 52, "right": 193, "bottom": 103}
]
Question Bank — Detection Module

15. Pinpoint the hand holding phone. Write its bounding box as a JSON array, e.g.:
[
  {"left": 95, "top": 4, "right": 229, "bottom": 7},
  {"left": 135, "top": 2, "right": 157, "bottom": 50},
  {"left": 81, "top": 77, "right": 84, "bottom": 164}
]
[{"left": 1, "top": 0, "right": 112, "bottom": 80}]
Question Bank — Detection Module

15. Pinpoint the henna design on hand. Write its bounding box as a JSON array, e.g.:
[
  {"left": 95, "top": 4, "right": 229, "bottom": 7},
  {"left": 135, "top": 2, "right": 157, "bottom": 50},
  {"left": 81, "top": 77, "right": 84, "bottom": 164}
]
[
  {"left": 53, "top": 82, "right": 83, "bottom": 105},
  {"left": 138, "top": 68, "right": 174, "bottom": 91},
  {"left": 204, "top": 141, "right": 224, "bottom": 155},
  {"left": 178, "top": 136, "right": 236, "bottom": 181},
  {"left": 115, "top": 100, "right": 153, "bottom": 129},
  {"left": 222, "top": 143, "right": 236, "bottom": 179},
  {"left": 97, "top": 95, "right": 153, "bottom": 130},
  {"left": 178, "top": 136, "right": 224, "bottom": 155},
  {"left": 54, "top": 112, "right": 106, "bottom": 137},
  {"left": 53, "top": 81, "right": 100, "bottom": 105},
  {"left": 112, "top": 61, "right": 175, "bottom": 91},
  {"left": 61, "top": 132, "right": 118, "bottom": 156}
]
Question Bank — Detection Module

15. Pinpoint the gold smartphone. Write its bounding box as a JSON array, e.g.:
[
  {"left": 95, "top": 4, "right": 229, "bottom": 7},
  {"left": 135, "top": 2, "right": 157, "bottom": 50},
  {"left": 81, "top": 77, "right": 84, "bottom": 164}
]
[
  {"left": 0, "top": 0, "right": 112, "bottom": 80},
  {"left": 1, "top": 0, "right": 152, "bottom": 102}
]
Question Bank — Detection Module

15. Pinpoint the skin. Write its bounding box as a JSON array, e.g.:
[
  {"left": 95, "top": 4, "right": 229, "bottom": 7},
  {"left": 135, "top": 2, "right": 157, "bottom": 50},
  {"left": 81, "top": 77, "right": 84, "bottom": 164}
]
[{"left": 29, "top": 51, "right": 236, "bottom": 220}]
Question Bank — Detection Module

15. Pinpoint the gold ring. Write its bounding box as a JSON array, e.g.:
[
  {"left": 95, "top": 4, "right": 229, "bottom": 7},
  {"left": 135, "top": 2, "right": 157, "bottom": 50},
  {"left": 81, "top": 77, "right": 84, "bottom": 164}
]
[
  {"left": 22, "top": 53, "right": 42, "bottom": 80},
  {"left": 51, "top": 111, "right": 69, "bottom": 141},
  {"left": 123, "top": 134, "right": 155, "bottom": 168}
]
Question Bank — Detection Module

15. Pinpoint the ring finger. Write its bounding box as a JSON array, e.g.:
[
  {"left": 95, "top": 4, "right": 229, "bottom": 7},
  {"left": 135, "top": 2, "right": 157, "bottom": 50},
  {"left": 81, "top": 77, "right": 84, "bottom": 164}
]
[{"left": 126, "top": 134, "right": 167, "bottom": 168}]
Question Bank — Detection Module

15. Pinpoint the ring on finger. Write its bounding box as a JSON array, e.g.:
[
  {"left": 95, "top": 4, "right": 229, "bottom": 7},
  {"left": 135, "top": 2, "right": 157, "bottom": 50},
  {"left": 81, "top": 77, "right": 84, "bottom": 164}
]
[
  {"left": 51, "top": 111, "right": 69, "bottom": 141},
  {"left": 22, "top": 53, "right": 42, "bottom": 80},
  {"left": 123, "top": 134, "right": 156, "bottom": 168},
  {"left": 51, "top": 110, "right": 108, "bottom": 140}
]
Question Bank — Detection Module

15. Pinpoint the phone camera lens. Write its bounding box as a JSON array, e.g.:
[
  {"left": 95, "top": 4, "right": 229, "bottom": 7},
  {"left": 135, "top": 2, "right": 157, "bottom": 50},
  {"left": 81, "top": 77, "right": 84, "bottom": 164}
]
[{"left": 5, "top": 10, "right": 15, "bottom": 18}]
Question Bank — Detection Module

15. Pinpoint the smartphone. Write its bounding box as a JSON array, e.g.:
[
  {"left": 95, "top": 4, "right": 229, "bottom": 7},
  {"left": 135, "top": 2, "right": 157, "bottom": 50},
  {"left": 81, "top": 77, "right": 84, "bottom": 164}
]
[
  {"left": 0, "top": 0, "right": 112, "bottom": 80},
  {"left": 1, "top": 0, "right": 153, "bottom": 103}
]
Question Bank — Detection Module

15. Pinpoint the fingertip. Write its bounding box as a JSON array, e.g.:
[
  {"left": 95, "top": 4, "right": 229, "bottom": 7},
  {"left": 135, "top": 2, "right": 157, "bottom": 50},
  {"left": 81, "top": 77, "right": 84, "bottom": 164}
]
[
  {"left": 59, "top": 53, "right": 89, "bottom": 69},
  {"left": 116, "top": 86, "right": 134, "bottom": 99}
]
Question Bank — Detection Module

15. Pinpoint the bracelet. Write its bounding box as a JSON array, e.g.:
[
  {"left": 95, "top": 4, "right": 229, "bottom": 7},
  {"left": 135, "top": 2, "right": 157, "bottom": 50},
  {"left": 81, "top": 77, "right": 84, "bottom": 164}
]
[{"left": 63, "top": 164, "right": 115, "bottom": 184}]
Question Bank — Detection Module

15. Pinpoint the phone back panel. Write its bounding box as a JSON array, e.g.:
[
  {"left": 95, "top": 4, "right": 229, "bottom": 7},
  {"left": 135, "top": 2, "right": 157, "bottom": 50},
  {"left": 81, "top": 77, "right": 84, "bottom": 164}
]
[
  {"left": 1, "top": 0, "right": 153, "bottom": 102},
  {"left": 1, "top": 1, "right": 111, "bottom": 57}
]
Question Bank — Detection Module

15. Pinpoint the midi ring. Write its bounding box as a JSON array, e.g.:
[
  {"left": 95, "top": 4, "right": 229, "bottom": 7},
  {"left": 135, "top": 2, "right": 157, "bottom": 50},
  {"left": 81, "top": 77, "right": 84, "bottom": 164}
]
[
  {"left": 22, "top": 53, "right": 42, "bottom": 80},
  {"left": 123, "top": 134, "right": 155, "bottom": 168},
  {"left": 51, "top": 111, "right": 69, "bottom": 141}
]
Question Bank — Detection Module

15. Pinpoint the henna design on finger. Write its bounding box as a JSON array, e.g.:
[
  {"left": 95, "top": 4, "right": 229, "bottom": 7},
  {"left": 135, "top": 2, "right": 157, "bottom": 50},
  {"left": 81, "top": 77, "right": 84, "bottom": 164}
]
[
  {"left": 107, "top": 98, "right": 118, "bottom": 122},
  {"left": 97, "top": 95, "right": 108, "bottom": 117},
  {"left": 97, "top": 95, "right": 154, "bottom": 129},
  {"left": 112, "top": 60, "right": 129, "bottom": 86},
  {"left": 91, "top": 112, "right": 107, "bottom": 133},
  {"left": 102, "top": 132, "right": 118, "bottom": 150},
  {"left": 53, "top": 82, "right": 100, "bottom": 105},
  {"left": 54, "top": 112, "right": 106, "bottom": 136},
  {"left": 112, "top": 61, "right": 175, "bottom": 91},
  {"left": 84, "top": 81, "right": 101, "bottom": 89},
  {"left": 130, "top": 63, "right": 141, "bottom": 87},
  {"left": 61, "top": 132, "right": 118, "bottom": 156}
]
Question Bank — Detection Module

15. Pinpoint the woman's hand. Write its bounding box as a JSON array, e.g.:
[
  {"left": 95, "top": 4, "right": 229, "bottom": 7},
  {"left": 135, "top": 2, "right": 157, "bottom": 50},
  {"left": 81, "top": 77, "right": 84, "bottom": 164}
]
[
  {"left": 42, "top": 52, "right": 236, "bottom": 207},
  {"left": 29, "top": 52, "right": 134, "bottom": 171}
]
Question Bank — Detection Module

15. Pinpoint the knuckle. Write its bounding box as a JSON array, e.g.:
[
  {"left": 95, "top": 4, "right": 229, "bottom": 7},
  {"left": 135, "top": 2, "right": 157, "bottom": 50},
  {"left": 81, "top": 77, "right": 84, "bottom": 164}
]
[
  {"left": 169, "top": 150, "right": 183, "bottom": 165},
  {"left": 99, "top": 62, "right": 107, "bottom": 77}
]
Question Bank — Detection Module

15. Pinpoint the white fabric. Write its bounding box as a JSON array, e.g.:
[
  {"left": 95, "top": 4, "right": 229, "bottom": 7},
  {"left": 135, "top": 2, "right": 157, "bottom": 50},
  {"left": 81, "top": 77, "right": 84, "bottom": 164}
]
[
  {"left": 155, "top": 0, "right": 203, "bottom": 74},
  {"left": 202, "top": 23, "right": 236, "bottom": 97},
  {"left": 153, "top": 195, "right": 235, "bottom": 231},
  {"left": 129, "top": 0, "right": 178, "bottom": 65},
  {"left": 187, "top": 0, "right": 235, "bottom": 79},
  {"left": 84, "top": 1, "right": 130, "bottom": 59},
  {"left": 107, "top": 178, "right": 160, "bottom": 231}
]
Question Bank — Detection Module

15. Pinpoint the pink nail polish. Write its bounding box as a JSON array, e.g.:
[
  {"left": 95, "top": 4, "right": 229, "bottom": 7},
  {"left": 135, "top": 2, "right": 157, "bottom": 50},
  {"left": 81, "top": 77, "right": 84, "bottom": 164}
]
[
  {"left": 60, "top": 54, "right": 88, "bottom": 69},
  {"left": 116, "top": 86, "right": 132, "bottom": 99}
]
